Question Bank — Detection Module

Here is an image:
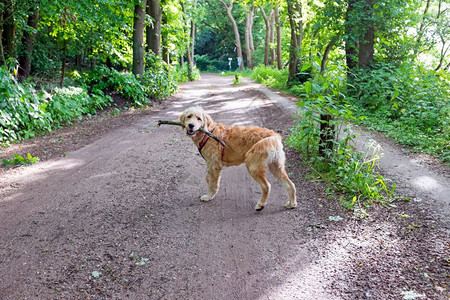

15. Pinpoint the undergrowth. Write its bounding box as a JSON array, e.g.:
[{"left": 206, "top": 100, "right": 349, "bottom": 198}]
[
  {"left": 251, "top": 62, "right": 450, "bottom": 212},
  {"left": 348, "top": 63, "right": 449, "bottom": 163},
  {"left": 284, "top": 67, "right": 396, "bottom": 215},
  {"left": 2, "top": 153, "right": 39, "bottom": 166},
  {"left": 251, "top": 64, "right": 449, "bottom": 164}
]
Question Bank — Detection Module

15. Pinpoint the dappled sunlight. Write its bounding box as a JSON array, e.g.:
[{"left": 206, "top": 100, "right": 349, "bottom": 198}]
[
  {"left": 412, "top": 175, "right": 442, "bottom": 191},
  {"left": 260, "top": 217, "right": 408, "bottom": 299},
  {"left": 0, "top": 158, "right": 84, "bottom": 205},
  {"left": 2, "top": 158, "right": 84, "bottom": 183},
  {"left": 261, "top": 234, "right": 359, "bottom": 299}
]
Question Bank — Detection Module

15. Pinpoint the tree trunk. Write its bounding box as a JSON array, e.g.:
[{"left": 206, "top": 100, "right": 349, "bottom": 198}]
[
  {"left": 269, "top": 9, "right": 276, "bottom": 65},
  {"left": 286, "top": 0, "right": 303, "bottom": 86},
  {"left": 320, "top": 36, "right": 337, "bottom": 74},
  {"left": 180, "top": 0, "right": 196, "bottom": 80},
  {"left": 274, "top": 5, "right": 282, "bottom": 70},
  {"left": 259, "top": 5, "right": 270, "bottom": 66},
  {"left": 161, "top": 4, "right": 170, "bottom": 64},
  {"left": 434, "top": 34, "right": 449, "bottom": 71},
  {"left": 414, "top": 0, "right": 431, "bottom": 55},
  {"left": 190, "top": 0, "right": 196, "bottom": 66},
  {"left": 133, "top": 0, "right": 147, "bottom": 76},
  {"left": 244, "top": 5, "right": 254, "bottom": 69},
  {"left": 345, "top": 0, "right": 358, "bottom": 74},
  {"left": 0, "top": 12, "right": 5, "bottom": 65},
  {"left": 220, "top": 0, "right": 243, "bottom": 70},
  {"left": 2, "top": 0, "right": 16, "bottom": 62},
  {"left": 18, "top": 7, "right": 40, "bottom": 80},
  {"left": 75, "top": 54, "right": 82, "bottom": 68},
  {"left": 358, "top": 0, "right": 374, "bottom": 68},
  {"left": 146, "top": 0, "right": 161, "bottom": 57},
  {"left": 60, "top": 39, "right": 67, "bottom": 88}
]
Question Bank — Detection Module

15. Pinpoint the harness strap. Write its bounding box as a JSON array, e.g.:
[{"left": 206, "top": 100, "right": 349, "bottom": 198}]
[
  {"left": 221, "top": 127, "right": 227, "bottom": 160},
  {"left": 198, "top": 127, "right": 215, "bottom": 159}
]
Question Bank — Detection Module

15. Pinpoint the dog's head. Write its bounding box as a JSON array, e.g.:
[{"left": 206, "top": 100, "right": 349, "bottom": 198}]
[{"left": 180, "top": 106, "right": 213, "bottom": 137}]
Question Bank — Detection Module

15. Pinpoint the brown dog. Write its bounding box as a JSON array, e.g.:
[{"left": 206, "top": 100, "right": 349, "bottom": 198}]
[{"left": 180, "top": 106, "right": 297, "bottom": 211}]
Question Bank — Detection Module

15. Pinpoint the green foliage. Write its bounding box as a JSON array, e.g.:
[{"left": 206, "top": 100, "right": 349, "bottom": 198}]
[
  {"left": 195, "top": 55, "right": 232, "bottom": 72},
  {"left": 81, "top": 56, "right": 185, "bottom": 103},
  {"left": 48, "top": 87, "right": 113, "bottom": 125},
  {"left": 348, "top": 63, "right": 450, "bottom": 162},
  {"left": 142, "top": 54, "right": 180, "bottom": 99},
  {"left": 250, "top": 65, "right": 289, "bottom": 91},
  {"left": 81, "top": 66, "right": 148, "bottom": 106},
  {"left": 173, "top": 62, "right": 201, "bottom": 83},
  {"left": 2, "top": 153, "right": 39, "bottom": 166},
  {"left": 0, "top": 66, "right": 112, "bottom": 143},
  {"left": 233, "top": 74, "right": 242, "bottom": 85},
  {"left": 251, "top": 65, "right": 396, "bottom": 211}
]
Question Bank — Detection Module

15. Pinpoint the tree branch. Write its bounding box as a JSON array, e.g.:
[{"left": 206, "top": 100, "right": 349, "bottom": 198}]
[{"left": 158, "top": 120, "right": 226, "bottom": 147}]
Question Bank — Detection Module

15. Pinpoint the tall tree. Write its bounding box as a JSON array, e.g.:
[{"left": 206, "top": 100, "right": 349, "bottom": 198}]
[
  {"left": 358, "top": 0, "right": 374, "bottom": 68},
  {"left": 286, "top": 0, "right": 303, "bottom": 85},
  {"left": 18, "top": 5, "right": 40, "bottom": 79},
  {"left": 345, "top": 0, "right": 358, "bottom": 73},
  {"left": 181, "top": 0, "right": 196, "bottom": 80},
  {"left": 1, "top": 0, "right": 16, "bottom": 64},
  {"left": 274, "top": 4, "right": 282, "bottom": 70},
  {"left": 269, "top": 7, "right": 276, "bottom": 65},
  {"left": 133, "top": 0, "right": 147, "bottom": 76},
  {"left": 146, "top": 0, "right": 161, "bottom": 57},
  {"left": 259, "top": 5, "right": 272, "bottom": 66},
  {"left": 0, "top": 4, "right": 5, "bottom": 64},
  {"left": 244, "top": 4, "right": 254, "bottom": 69},
  {"left": 219, "top": 0, "right": 243, "bottom": 70}
]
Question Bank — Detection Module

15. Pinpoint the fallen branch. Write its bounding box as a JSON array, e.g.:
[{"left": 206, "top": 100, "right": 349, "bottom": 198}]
[{"left": 158, "top": 120, "right": 226, "bottom": 147}]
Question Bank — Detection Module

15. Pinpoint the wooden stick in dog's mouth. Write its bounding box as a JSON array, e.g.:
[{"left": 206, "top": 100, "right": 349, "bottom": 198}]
[{"left": 157, "top": 120, "right": 226, "bottom": 147}]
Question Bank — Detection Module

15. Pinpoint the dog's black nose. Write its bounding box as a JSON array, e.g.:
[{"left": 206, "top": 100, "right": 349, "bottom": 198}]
[{"left": 188, "top": 123, "right": 194, "bottom": 129}]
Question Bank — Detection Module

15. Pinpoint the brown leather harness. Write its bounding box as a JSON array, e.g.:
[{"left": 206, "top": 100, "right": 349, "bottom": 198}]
[{"left": 198, "top": 127, "right": 227, "bottom": 160}]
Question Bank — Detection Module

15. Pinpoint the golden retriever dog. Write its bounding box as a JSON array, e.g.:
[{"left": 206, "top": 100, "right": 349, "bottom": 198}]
[{"left": 180, "top": 106, "right": 297, "bottom": 211}]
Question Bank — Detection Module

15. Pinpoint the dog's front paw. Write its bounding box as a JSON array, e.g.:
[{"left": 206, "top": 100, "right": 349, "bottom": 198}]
[
  {"left": 284, "top": 201, "right": 297, "bottom": 209},
  {"left": 200, "top": 194, "right": 213, "bottom": 201}
]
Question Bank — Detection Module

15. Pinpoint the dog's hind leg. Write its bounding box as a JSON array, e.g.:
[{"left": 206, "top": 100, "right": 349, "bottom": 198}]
[
  {"left": 245, "top": 145, "right": 271, "bottom": 211},
  {"left": 201, "top": 166, "right": 222, "bottom": 201},
  {"left": 247, "top": 163, "right": 271, "bottom": 211},
  {"left": 268, "top": 158, "right": 297, "bottom": 209}
]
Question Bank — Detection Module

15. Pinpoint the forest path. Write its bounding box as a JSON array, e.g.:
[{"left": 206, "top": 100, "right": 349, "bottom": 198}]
[{"left": 0, "top": 74, "right": 448, "bottom": 299}]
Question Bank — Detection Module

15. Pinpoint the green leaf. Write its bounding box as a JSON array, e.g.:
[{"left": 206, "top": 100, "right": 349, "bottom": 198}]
[
  {"left": 135, "top": 257, "right": 150, "bottom": 266},
  {"left": 91, "top": 271, "right": 101, "bottom": 278}
]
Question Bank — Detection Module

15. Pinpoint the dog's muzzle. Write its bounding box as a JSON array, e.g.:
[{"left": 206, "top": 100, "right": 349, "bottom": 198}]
[
  {"left": 187, "top": 123, "right": 197, "bottom": 136},
  {"left": 187, "top": 129, "right": 197, "bottom": 136}
]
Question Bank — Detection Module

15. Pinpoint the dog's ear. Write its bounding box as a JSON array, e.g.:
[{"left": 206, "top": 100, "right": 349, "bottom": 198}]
[
  {"left": 179, "top": 111, "right": 186, "bottom": 129},
  {"left": 203, "top": 113, "right": 213, "bottom": 130}
]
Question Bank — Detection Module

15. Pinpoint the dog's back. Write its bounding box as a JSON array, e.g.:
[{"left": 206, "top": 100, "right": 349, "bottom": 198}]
[{"left": 216, "top": 124, "right": 279, "bottom": 166}]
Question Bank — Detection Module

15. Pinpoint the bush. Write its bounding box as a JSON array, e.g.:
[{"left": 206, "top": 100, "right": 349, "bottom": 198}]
[
  {"left": 0, "top": 66, "right": 112, "bottom": 143},
  {"left": 142, "top": 54, "right": 179, "bottom": 99},
  {"left": 250, "top": 65, "right": 289, "bottom": 91},
  {"left": 81, "top": 56, "right": 185, "bottom": 103},
  {"left": 80, "top": 66, "right": 148, "bottom": 106},
  {"left": 348, "top": 63, "right": 450, "bottom": 162},
  {"left": 195, "top": 54, "right": 231, "bottom": 72},
  {"left": 287, "top": 73, "right": 396, "bottom": 213}
]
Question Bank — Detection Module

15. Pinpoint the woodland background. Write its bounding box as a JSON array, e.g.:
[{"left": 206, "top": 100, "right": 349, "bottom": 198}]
[{"left": 0, "top": 0, "right": 449, "bottom": 169}]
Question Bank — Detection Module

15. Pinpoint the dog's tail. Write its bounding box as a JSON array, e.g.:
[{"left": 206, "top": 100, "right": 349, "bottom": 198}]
[{"left": 245, "top": 134, "right": 284, "bottom": 165}]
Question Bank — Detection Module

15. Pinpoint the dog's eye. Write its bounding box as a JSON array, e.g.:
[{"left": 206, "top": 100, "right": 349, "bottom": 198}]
[
  {"left": 187, "top": 114, "right": 193, "bottom": 118},
  {"left": 197, "top": 117, "right": 202, "bottom": 121}
]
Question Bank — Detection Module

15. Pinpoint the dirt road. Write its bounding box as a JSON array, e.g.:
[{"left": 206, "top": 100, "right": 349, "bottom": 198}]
[{"left": 0, "top": 74, "right": 448, "bottom": 299}]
